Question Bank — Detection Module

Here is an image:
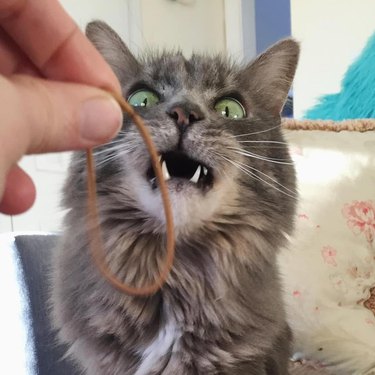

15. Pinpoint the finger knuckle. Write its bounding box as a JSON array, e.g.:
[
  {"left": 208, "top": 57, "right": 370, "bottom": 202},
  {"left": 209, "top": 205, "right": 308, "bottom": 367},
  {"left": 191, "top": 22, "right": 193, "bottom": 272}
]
[
  {"left": 11, "top": 75, "right": 57, "bottom": 153},
  {"left": 0, "top": 0, "right": 27, "bottom": 22}
]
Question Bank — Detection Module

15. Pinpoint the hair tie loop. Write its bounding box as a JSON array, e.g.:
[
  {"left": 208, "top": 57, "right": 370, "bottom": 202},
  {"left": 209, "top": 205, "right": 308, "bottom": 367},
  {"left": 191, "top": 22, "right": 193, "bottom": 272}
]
[{"left": 86, "top": 92, "right": 175, "bottom": 296}]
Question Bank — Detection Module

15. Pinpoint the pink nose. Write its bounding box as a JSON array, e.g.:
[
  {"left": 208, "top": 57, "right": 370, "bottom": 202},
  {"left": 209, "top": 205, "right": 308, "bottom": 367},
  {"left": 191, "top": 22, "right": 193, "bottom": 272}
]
[{"left": 168, "top": 106, "right": 202, "bottom": 127}]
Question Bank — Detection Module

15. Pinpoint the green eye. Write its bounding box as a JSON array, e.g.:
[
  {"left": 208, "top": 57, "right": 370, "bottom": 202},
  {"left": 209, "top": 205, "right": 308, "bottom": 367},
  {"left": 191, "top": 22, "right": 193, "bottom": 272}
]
[
  {"left": 128, "top": 89, "right": 160, "bottom": 108},
  {"left": 214, "top": 97, "right": 246, "bottom": 119}
]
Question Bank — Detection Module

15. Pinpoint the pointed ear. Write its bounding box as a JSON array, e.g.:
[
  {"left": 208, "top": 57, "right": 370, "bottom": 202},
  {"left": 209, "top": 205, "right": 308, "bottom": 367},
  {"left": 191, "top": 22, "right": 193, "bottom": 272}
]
[
  {"left": 86, "top": 21, "right": 140, "bottom": 85},
  {"left": 243, "top": 39, "right": 300, "bottom": 116}
]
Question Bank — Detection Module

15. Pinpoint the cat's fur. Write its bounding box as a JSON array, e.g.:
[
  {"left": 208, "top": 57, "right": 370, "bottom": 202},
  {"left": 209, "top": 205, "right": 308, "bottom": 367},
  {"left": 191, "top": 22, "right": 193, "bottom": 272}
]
[{"left": 51, "top": 21, "right": 302, "bottom": 374}]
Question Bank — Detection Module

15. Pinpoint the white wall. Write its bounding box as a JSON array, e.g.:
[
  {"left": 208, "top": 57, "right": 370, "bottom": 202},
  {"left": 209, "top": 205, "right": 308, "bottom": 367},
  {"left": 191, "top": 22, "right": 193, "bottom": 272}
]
[
  {"left": 239, "top": 0, "right": 257, "bottom": 61},
  {"left": 60, "top": 0, "right": 130, "bottom": 42},
  {"left": 291, "top": 0, "right": 375, "bottom": 118},
  {"left": 140, "top": 0, "right": 226, "bottom": 56}
]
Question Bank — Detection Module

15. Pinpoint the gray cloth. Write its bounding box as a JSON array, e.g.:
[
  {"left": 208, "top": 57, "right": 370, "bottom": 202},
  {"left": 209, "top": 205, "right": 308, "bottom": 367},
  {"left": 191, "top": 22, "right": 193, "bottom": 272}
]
[{"left": 13, "top": 234, "right": 79, "bottom": 375}]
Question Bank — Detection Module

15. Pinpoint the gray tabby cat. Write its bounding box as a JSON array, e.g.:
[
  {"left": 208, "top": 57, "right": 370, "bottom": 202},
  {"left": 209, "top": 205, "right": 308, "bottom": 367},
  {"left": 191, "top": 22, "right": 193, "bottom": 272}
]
[{"left": 51, "top": 20, "right": 308, "bottom": 375}]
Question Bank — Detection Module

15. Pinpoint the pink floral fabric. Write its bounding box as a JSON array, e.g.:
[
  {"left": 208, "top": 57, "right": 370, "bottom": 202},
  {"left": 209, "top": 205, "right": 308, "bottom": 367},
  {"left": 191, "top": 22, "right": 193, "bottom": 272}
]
[
  {"left": 343, "top": 200, "right": 375, "bottom": 245},
  {"left": 279, "top": 130, "right": 375, "bottom": 374},
  {"left": 321, "top": 246, "right": 337, "bottom": 266}
]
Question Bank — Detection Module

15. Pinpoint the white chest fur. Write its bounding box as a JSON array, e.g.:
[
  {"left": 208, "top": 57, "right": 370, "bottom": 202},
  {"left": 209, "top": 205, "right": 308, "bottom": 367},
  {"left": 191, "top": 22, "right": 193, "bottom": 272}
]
[{"left": 134, "top": 321, "right": 181, "bottom": 375}]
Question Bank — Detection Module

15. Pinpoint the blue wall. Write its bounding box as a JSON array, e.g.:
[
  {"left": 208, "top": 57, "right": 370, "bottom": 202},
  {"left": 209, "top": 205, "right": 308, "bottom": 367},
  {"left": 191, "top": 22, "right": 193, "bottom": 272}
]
[{"left": 255, "top": 0, "right": 291, "bottom": 54}]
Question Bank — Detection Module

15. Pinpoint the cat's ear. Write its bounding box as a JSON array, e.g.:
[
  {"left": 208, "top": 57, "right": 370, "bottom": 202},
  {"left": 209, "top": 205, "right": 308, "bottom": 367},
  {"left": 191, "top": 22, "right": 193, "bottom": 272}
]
[
  {"left": 86, "top": 21, "right": 140, "bottom": 84},
  {"left": 242, "top": 39, "right": 299, "bottom": 116}
]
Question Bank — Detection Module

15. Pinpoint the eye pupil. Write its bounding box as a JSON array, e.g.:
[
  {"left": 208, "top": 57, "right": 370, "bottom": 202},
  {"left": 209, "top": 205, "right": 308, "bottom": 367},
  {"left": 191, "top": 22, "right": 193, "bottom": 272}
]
[
  {"left": 128, "top": 89, "right": 160, "bottom": 108},
  {"left": 214, "top": 97, "right": 246, "bottom": 119}
]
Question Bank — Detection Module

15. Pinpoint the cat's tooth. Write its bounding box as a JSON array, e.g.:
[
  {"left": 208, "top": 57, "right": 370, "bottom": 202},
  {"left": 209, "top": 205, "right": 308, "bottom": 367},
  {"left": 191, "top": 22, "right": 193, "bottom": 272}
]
[
  {"left": 158, "top": 155, "right": 162, "bottom": 163},
  {"left": 203, "top": 166, "right": 208, "bottom": 176},
  {"left": 162, "top": 160, "right": 171, "bottom": 181},
  {"left": 190, "top": 165, "right": 201, "bottom": 184}
]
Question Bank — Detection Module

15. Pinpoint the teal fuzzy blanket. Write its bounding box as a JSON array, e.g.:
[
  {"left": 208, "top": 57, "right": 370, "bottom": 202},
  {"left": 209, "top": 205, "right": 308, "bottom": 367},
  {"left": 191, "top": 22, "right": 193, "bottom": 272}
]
[{"left": 305, "top": 32, "right": 375, "bottom": 120}]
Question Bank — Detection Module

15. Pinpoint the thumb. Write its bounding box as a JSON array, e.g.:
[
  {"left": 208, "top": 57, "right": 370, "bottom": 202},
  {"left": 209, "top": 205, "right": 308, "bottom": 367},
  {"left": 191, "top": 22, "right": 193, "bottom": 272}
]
[
  {"left": 0, "top": 74, "right": 123, "bottom": 168},
  {"left": 0, "top": 165, "right": 36, "bottom": 215}
]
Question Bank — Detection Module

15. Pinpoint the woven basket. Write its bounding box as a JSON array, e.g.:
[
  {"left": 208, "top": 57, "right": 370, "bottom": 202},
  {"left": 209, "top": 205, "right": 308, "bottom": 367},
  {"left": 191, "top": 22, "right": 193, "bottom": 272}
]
[{"left": 282, "top": 118, "right": 375, "bottom": 132}]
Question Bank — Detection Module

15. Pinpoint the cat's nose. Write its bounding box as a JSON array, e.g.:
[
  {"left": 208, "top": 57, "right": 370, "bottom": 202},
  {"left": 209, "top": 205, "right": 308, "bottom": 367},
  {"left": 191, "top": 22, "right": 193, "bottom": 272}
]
[{"left": 167, "top": 104, "right": 203, "bottom": 128}]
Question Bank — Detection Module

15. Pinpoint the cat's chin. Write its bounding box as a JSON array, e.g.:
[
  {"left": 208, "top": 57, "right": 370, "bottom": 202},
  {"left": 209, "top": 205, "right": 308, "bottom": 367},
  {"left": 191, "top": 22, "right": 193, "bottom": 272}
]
[
  {"left": 156, "top": 178, "right": 210, "bottom": 194},
  {"left": 131, "top": 168, "right": 238, "bottom": 234},
  {"left": 140, "top": 184, "right": 219, "bottom": 232}
]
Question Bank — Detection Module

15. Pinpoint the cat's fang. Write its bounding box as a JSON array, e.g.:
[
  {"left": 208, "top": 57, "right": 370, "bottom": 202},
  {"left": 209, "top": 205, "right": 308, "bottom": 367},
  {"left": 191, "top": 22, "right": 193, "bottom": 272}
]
[
  {"left": 203, "top": 166, "right": 208, "bottom": 176},
  {"left": 161, "top": 160, "right": 171, "bottom": 181},
  {"left": 190, "top": 165, "right": 201, "bottom": 184}
]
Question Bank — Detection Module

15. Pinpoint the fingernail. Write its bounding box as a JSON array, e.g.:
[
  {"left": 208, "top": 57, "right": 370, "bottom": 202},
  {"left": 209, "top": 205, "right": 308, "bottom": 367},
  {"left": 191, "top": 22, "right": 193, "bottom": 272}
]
[{"left": 80, "top": 96, "right": 123, "bottom": 143}]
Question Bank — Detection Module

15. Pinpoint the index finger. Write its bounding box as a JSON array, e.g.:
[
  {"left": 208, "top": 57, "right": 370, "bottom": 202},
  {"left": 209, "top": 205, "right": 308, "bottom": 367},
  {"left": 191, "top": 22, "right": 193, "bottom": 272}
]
[{"left": 0, "top": 0, "right": 120, "bottom": 93}]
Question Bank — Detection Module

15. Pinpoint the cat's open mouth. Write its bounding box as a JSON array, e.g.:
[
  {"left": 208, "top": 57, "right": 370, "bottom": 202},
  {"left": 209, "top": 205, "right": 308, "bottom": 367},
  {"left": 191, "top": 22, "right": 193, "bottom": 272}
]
[{"left": 147, "top": 151, "right": 213, "bottom": 190}]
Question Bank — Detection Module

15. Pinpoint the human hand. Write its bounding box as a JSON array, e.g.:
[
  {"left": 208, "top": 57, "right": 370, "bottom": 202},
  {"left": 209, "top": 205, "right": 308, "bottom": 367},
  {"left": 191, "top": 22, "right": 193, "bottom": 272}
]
[{"left": 0, "top": 0, "right": 123, "bottom": 215}]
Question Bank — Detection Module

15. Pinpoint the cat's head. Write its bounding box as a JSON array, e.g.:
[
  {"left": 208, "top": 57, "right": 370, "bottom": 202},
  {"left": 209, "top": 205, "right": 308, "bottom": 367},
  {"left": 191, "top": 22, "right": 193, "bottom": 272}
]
[{"left": 69, "top": 21, "right": 299, "bottom": 237}]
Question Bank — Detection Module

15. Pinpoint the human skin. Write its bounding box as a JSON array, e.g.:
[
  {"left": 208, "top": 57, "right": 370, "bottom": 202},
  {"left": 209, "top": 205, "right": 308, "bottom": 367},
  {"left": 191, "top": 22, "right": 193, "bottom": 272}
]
[{"left": 0, "top": 0, "right": 123, "bottom": 215}]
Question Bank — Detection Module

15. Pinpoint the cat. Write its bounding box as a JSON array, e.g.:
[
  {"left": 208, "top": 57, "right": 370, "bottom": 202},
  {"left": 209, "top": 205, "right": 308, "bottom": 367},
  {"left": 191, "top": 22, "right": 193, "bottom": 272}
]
[{"left": 51, "top": 20, "right": 304, "bottom": 375}]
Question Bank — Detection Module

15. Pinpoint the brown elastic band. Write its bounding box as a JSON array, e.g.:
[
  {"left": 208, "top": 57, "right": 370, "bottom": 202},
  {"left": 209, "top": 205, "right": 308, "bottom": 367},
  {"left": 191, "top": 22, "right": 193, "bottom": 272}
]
[{"left": 86, "top": 92, "right": 175, "bottom": 296}]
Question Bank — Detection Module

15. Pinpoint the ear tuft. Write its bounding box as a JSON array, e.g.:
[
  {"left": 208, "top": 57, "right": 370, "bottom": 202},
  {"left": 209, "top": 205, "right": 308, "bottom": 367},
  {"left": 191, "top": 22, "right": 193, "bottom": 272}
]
[
  {"left": 86, "top": 21, "right": 140, "bottom": 84},
  {"left": 243, "top": 39, "right": 300, "bottom": 116}
]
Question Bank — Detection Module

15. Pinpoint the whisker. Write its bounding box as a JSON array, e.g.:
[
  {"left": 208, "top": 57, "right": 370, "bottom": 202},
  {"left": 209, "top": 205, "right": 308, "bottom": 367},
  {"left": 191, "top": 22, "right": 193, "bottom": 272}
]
[
  {"left": 210, "top": 152, "right": 232, "bottom": 180},
  {"left": 218, "top": 155, "right": 297, "bottom": 200},
  {"left": 94, "top": 155, "right": 120, "bottom": 169},
  {"left": 235, "top": 160, "right": 297, "bottom": 196},
  {"left": 232, "top": 124, "right": 283, "bottom": 138},
  {"left": 237, "top": 140, "right": 289, "bottom": 145},
  {"left": 93, "top": 145, "right": 129, "bottom": 157},
  {"left": 68, "top": 142, "right": 138, "bottom": 168},
  {"left": 237, "top": 146, "right": 288, "bottom": 150},
  {"left": 91, "top": 143, "right": 127, "bottom": 156},
  {"left": 102, "top": 135, "right": 127, "bottom": 144},
  {"left": 94, "top": 148, "right": 136, "bottom": 169},
  {"left": 228, "top": 148, "right": 294, "bottom": 165},
  {"left": 237, "top": 140, "right": 289, "bottom": 150}
]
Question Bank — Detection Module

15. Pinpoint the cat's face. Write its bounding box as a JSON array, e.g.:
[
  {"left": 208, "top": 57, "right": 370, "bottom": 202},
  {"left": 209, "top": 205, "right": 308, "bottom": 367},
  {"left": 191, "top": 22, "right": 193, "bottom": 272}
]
[{"left": 76, "top": 21, "right": 299, "bottom": 236}]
